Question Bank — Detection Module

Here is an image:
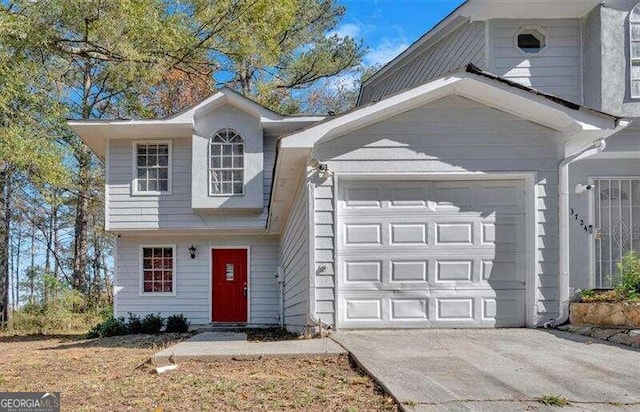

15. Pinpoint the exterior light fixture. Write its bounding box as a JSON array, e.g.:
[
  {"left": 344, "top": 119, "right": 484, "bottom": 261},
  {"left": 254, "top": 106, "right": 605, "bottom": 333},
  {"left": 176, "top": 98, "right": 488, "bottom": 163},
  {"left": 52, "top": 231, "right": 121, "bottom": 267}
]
[{"left": 188, "top": 245, "right": 197, "bottom": 259}]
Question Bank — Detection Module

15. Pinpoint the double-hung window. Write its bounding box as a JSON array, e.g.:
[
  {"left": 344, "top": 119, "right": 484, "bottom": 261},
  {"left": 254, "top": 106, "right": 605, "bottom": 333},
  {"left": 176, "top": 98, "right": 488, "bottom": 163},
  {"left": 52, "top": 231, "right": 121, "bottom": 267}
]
[
  {"left": 631, "top": 4, "right": 640, "bottom": 97},
  {"left": 133, "top": 141, "right": 171, "bottom": 194},
  {"left": 209, "top": 129, "right": 244, "bottom": 196},
  {"left": 140, "top": 245, "right": 175, "bottom": 295}
]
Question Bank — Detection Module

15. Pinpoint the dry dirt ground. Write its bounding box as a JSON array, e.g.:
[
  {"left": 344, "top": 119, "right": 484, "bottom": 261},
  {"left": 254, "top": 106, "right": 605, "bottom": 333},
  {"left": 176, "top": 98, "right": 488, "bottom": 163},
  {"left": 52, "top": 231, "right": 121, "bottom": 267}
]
[{"left": 0, "top": 333, "right": 397, "bottom": 411}]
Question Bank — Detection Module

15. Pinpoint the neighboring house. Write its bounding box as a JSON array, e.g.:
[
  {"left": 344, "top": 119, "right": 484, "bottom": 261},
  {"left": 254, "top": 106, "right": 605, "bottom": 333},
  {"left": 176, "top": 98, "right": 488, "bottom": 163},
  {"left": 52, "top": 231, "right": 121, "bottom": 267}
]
[{"left": 70, "top": 0, "right": 639, "bottom": 333}]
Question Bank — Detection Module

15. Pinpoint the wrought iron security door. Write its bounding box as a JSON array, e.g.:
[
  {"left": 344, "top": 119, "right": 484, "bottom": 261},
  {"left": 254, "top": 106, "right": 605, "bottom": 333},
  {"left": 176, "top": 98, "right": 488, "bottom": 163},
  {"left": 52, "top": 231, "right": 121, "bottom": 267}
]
[{"left": 592, "top": 178, "right": 640, "bottom": 288}]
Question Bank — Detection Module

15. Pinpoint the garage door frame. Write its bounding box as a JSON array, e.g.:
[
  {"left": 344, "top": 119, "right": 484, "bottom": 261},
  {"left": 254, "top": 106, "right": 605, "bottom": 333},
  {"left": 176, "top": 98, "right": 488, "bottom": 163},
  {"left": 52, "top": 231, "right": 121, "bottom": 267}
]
[{"left": 329, "top": 171, "right": 539, "bottom": 329}]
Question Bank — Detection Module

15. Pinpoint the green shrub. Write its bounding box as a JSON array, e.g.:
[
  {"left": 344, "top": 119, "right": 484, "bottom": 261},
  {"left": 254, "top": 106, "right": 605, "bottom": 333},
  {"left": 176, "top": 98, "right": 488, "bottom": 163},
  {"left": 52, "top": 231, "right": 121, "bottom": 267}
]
[
  {"left": 127, "top": 313, "right": 143, "bottom": 334},
  {"left": 87, "top": 316, "right": 128, "bottom": 338},
  {"left": 165, "top": 314, "right": 190, "bottom": 333},
  {"left": 140, "top": 313, "right": 164, "bottom": 334},
  {"left": 580, "top": 289, "right": 629, "bottom": 303},
  {"left": 616, "top": 251, "right": 640, "bottom": 299}
]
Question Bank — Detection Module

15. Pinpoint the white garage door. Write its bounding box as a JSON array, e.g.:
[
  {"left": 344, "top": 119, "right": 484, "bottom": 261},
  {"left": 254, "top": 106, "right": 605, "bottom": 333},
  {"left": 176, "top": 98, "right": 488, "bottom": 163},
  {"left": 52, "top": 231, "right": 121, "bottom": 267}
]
[{"left": 337, "top": 180, "right": 527, "bottom": 328}]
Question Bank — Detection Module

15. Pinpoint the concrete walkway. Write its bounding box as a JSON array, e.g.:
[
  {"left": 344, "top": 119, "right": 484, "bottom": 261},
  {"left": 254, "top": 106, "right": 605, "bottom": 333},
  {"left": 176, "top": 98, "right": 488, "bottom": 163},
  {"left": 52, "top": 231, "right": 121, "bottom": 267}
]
[
  {"left": 334, "top": 329, "right": 640, "bottom": 411},
  {"left": 153, "top": 332, "right": 346, "bottom": 363}
]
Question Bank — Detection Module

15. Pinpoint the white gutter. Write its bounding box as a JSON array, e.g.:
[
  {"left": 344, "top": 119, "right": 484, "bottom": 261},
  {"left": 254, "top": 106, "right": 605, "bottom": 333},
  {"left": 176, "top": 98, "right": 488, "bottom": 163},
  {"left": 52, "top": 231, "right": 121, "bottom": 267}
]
[
  {"left": 307, "top": 181, "right": 332, "bottom": 331},
  {"left": 545, "top": 138, "right": 607, "bottom": 329}
]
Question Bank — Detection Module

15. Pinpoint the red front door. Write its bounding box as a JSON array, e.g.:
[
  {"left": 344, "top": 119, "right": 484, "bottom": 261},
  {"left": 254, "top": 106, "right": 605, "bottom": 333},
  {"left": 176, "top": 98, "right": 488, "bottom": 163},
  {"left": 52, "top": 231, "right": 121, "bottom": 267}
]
[{"left": 212, "top": 249, "right": 248, "bottom": 322}]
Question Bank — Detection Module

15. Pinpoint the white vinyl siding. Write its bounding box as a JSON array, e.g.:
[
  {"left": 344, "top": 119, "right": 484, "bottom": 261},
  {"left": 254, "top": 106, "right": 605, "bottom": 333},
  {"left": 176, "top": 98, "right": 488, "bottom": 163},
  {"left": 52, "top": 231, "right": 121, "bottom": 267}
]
[
  {"left": 278, "top": 185, "right": 309, "bottom": 334},
  {"left": 311, "top": 96, "right": 561, "bottom": 326},
  {"left": 490, "top": 19, "right": 582, "bottom": 104},
  {"left": 359, "top": 22, "right": 485, "bottom": 105},
  {"left": 107, "top": 134, "right": 277, "bottom": 231},
  {"left": 115, "top": 235, "right": 279, "bottom": 325}
]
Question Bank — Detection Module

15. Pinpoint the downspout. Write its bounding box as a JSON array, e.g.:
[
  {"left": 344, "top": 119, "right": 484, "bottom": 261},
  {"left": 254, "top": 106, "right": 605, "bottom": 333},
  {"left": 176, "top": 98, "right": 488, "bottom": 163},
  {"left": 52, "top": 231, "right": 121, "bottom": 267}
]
[
  {"left": 277, "top": 266, "right": 284, "bottom": 328},
  {"left": 544, "top": 138, "right": 607, "bottom": 329},
  {"left": 307, "top": 180, "right": 332, "bottom": 332}
]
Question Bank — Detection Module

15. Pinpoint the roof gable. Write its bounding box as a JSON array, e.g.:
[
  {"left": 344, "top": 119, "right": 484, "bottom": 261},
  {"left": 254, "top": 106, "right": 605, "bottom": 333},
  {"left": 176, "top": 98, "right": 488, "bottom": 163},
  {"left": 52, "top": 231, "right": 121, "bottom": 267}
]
[
  {"left": 68, "top": 88, "right": 325, "bottom": 159},
  {"left": 282, "top": 65, "right": 621, "bottom": 150},
  {"left": 361, "top": 0, "right": 602, "bottom": 93}
]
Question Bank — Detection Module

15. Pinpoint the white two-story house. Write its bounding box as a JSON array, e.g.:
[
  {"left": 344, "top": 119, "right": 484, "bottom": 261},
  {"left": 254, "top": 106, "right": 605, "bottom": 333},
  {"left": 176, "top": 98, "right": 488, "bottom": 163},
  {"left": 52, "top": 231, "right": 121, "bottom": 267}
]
[{"left": 70, "top": 0, "right": 639, "bottom": 333}]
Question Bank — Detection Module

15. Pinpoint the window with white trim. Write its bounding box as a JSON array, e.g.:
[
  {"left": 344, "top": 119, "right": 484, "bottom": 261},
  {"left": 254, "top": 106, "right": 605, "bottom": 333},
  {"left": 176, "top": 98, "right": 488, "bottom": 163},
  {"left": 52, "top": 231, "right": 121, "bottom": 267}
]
[
  {"left": 516, "top": 28, "right": 546, "bottom": 54},
  {"left": 592, "top": 178, "right": 640, "bottom": 288},
  {"left": 141, "top": 246, "right": 175, "bottom": 294},
  {"left": 209, "top": 128, "right": 244, "bottom": 195},
  {"left": 631, "top": 3, "right": 640, "bottom": 97},
  {"left": 134, "top": 141, "right": 171, "bottom": 194}
]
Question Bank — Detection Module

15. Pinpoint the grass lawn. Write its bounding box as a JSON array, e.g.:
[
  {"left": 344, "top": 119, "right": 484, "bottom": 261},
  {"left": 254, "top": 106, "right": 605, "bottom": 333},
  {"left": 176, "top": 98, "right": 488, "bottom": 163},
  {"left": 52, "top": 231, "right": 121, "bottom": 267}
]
[{"left": 0, "top": 333, "right": 397, "bottom": 411}]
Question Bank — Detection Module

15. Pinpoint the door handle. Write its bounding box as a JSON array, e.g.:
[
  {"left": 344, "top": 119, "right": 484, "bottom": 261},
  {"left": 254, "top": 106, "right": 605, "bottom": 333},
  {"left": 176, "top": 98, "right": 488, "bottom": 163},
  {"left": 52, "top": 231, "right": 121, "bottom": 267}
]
[{"left": 243, "top": 283, "right": 247, "bottom": 297}]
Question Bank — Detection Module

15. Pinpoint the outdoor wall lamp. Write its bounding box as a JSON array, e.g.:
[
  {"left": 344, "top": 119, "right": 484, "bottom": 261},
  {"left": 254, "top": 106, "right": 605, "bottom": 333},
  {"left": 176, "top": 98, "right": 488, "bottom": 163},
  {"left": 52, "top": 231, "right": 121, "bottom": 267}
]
[{"left": 188, "top": 245, "right": 197, "bottom": 259}]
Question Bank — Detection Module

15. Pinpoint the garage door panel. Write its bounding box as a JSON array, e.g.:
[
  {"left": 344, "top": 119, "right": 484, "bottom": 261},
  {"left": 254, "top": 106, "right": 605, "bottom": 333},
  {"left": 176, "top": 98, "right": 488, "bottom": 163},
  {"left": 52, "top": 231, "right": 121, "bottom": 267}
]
[
  {"left": 340, "top": 256, "right": 523, "bottom": 289},
  {"left": 338, "top": 180, "right": 527, "bottom": 328},
  {"left": 342, "top": 217, "right": 525, "bottom": 252},
  {"left": 390, "top": 223, "right": 427, "bottom": 244},
  {"left": 391, "top": 260, "right": 428, "bottom": 282},
  {"left": 391, "top": 298, "right": 429, "bottom": 320},
  {"left": 341, "top": 180, "right": 524, "bottom": 214},
  {"left": 344, "top": 224, "right": 381, "bottom": 245},
  {"left": 338, "top": 290, "right": 526, "bottom": 328},
  {"left": 344, "top": 298, "right": 382, "bottom": 321},
  {"left": 344, "top": 261, "right": 382, "bottom": 282}
]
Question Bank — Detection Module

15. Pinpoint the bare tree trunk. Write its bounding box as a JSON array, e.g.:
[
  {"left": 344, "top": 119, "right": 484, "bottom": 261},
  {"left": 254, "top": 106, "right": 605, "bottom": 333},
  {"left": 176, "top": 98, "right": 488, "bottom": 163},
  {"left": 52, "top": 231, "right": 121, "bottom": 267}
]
[
  {"left": 52, "top": 202, "right": 59, "bottom": 280},
  {"left": 72, "top": 149, "right": 90, "bottom": 293},
  {"left": 29, "top": 224, "right": 35, "bottom": 305},
  {"left": 13, "top": 220, "right": 22, "bottom": 309},
  {"left": 0, "top": 167, "right": 11, "bottom": 326},
  {"left": 44, "top": 204, "right": 52, "bottom": 274},
  {"left": 71, "top": 59, "right": 93, "bottom": 294}
]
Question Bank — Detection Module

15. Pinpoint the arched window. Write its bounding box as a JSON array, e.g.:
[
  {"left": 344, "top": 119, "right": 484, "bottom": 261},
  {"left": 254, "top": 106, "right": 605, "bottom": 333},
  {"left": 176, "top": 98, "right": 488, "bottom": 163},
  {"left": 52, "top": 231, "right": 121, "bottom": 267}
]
[
  {"left": 630, "top": 3, "right": 640, "bottom": 97},
  {"left": 209, "top": 128, "right": 244, "bottom": 195}
]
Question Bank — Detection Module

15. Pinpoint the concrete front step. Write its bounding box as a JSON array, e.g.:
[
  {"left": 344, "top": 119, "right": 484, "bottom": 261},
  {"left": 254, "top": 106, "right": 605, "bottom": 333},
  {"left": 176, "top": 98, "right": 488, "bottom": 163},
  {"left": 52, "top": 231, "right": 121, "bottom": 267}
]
[{"left": 152, "top": 331, "right": 347, "bottom": 364}]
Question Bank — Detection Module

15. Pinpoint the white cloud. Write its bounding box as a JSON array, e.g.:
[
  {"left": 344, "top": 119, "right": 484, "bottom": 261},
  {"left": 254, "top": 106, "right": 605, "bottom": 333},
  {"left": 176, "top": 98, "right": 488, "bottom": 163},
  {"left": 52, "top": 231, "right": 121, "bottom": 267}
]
[
  {"left": 328, "top": 22, "right": 363, "bottom": 39},
  {"left": 364, "top": 38, "right": 410, "bottom": 67}
]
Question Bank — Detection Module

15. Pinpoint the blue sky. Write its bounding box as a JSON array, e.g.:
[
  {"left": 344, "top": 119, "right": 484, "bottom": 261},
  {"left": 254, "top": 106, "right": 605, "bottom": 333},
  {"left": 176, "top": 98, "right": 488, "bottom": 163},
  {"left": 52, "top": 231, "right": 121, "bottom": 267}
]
[{"left": 335, "top": 0, "right": 465, "bottom": 67}]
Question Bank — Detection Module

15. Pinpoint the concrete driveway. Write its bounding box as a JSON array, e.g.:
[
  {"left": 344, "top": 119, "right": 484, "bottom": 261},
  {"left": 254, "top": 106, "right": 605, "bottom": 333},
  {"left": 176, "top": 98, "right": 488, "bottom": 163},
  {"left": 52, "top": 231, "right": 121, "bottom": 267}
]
[{"left": 333, "top": 329, "right": 640, "bottom": 411}]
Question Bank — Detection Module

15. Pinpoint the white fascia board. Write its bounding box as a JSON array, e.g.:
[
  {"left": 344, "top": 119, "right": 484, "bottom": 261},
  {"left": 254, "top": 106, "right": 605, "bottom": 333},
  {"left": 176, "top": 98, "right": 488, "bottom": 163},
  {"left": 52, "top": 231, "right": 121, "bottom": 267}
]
[
  {"left": 465, "top": 0, "right": 600, "bottom": 20},
  {"left": 453, "top": 76, "right": 618, "bottom": 132},
  {"left": 267, "top": 146, "right": 311, "bottom": 234},
  {"left": 68, "top": 122, "right": 192, "bottom": 159},
  {"left": 563, "top": 120, "right": 632, "bottom": 157}
]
